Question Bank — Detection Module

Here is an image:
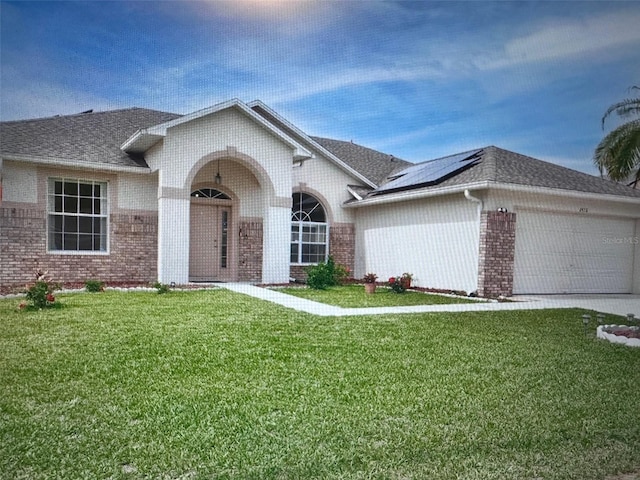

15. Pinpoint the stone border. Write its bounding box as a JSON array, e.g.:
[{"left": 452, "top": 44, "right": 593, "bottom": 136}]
[{"left": 597, "top": 325, "right": 640, "bottom": 347}]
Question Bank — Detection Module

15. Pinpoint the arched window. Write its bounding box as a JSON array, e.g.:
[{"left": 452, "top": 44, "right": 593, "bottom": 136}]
[
  {"left": 291, "top": 192, "right": 328, "bottom": 264},
  {"left": 190, "top": 188, "right": 230, "bottom": 200}
]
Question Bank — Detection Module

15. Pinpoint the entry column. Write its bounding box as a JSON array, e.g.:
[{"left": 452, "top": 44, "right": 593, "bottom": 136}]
[
  {"left": 158, "top": 190, "right": 190, "bottom": 284},
  {"left": 262, "top": 197, "right": 292, "bottom": 284}
]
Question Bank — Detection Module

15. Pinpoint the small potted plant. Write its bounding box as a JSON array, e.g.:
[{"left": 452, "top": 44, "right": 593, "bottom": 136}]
[
  {"left": 388, "top": 272, "right": 413, "bottom": 293},
  {"left": 401, "top": 272, "right": 413, "bottom": 289},
  {"left": 363, "top": 273, "right": 378, "bottom": 294}
]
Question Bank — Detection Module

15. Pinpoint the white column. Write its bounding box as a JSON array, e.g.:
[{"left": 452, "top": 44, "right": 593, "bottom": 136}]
[
  {"left": 158, "top": 195, "right": 190, "bottom": 284},
  {"left": 262, "top": 203, "right": 291, "bottom": 284}
]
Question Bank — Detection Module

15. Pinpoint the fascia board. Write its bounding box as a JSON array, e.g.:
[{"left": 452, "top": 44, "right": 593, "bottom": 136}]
[
  {"left": 247, "top": 100, "right": 377, "bottom": 188},
  {"left": 2, "top": 154, "right": 152, "bottom": 174},
  {"left": 120, "top": 129, "right": 164, "bottom": 153},
  {"left": 344, "top": 180, "right": 640, "bottom": 208}
]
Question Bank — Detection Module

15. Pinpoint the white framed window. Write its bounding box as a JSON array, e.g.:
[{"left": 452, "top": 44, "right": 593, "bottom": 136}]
[
  {"left": 47, "top": 178, "right": 108, "bottom": 253},
  {"left": 291, "top": 192, "right": 328, "bottom": 264}
]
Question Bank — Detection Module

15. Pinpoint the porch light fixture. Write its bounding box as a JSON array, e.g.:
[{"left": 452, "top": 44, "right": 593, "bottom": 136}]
[{"left": 215, "top": 159, "right": 222, "bottom": 185}]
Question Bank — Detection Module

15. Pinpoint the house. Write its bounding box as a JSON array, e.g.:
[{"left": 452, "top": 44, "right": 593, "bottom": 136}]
[{"left": 2, "top": 99, "right": 639, "bottom": 296}]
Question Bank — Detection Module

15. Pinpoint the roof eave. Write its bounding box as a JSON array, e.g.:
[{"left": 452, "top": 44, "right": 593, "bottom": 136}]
[
  {"left": 120, "top": 129, "right": 164, "bottom": 153},
  {"left": 1, "top": 153, "right": 152, "bottom": 174},
  {"left": 344, "top": 180, "right": 640, "bottom": 208}
]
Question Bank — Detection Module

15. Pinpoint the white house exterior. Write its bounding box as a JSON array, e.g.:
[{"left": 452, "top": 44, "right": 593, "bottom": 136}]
[{"left": 2, "top": 99, "right": 639, "bottom": 296}]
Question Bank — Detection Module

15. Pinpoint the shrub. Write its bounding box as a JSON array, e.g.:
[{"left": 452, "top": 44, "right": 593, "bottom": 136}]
[
  {"left": 85, "top": 280, "right": 105, "bottom": 293},
  {"left": 22, "top": 269, "right": 60, "bottom": 309},
  {"left": 153, "top": 282, "right": 171, "bottom": 294},
  {"left": 306, "top": 256, "right": 348, "bottom": 290}
]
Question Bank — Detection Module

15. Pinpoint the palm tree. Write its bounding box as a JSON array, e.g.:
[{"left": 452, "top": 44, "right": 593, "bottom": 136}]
[{"left": 593, "top": 86, "right": 640, "bottom": 188}]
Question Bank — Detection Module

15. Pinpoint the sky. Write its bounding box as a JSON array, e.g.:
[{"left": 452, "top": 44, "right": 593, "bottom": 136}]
[{"left": 1, "top": 1, "right": 639, "bottom": 175}]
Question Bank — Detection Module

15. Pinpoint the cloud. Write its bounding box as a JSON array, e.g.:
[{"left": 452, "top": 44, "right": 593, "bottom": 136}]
[{"left": 481, "top": 9, "right": 640, "bottom": 70}]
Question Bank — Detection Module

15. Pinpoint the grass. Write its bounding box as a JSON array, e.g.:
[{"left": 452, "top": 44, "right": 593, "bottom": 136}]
[
  {"left": 273, "top": 284, "right": 476, "bottom": 308},
  {"left": 1, "top": 289, "right": 639, "bottom": 479}
]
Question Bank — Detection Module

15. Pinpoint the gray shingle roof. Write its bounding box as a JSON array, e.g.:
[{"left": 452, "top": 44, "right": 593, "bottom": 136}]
[
  {"left": 373, "top": 146, "right": 640, "bottom": 199},
  {"left": 249, "top": 103, "right": 408, "bottom": 186},
  {"left": 310, "top": 137, "right": 411, "bottom": 186},
  {"left": 3, "top": 107, "right": 637, "bottom": 200},
  {"left": 0, "top": 108, "right": 180, "bottom": 169}
]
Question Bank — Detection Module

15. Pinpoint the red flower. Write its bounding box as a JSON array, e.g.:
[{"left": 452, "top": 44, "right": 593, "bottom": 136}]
[
  {"left": 388, "top": 277, "right": 396, "bottom": 284},
  {"left": 46, "top": 294, "right": 55, "bottom": 303}
]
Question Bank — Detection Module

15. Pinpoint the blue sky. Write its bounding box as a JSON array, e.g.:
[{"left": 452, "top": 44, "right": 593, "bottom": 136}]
[{"left": 2, "top": 1, "right": 639, "bottom": 174}]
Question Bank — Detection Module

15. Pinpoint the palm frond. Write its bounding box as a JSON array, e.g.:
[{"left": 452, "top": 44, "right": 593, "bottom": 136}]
[
  {"left": 594, "top": 118, "right": 640, "bottom": 181},
  {"left": 601, "top": 97, "right": 640, "bottom": 129}
]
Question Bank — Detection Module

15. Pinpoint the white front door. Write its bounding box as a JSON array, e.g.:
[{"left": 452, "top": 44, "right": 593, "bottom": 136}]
[{"left": 189, "top": 204, "right": 232, "bottom": 281}]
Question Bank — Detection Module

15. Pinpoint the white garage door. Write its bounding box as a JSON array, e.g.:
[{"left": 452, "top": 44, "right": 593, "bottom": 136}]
[{"left": 513, "top": 210, "right": 635, "bottom": 294}]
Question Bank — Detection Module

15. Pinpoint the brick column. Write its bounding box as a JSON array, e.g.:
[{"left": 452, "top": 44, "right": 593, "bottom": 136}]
[
  {"left": 330, "top": 222, "right": 355, "bottom": 274},
  {"left": 238, "top": 219, "right": 263, "bottom": 282},
  {"left": 477, "top": 211, "right": 516, "bottom": 298}
]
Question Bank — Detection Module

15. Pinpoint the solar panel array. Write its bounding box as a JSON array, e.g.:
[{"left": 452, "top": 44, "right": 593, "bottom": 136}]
[{"left": 374, "top": 149, "right": 483, "bottom": 194}]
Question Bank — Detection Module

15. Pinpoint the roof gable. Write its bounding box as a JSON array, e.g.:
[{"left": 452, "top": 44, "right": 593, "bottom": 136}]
[{"left": 121, "top": 99, "right": 312, "bottom": 162}]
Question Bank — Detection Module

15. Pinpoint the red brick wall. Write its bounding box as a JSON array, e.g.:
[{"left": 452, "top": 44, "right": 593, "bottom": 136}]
[
  {"left": 477, "top": 211, "right": 516, "bottom": 297},
  {"left": 289, "top": 222, "right": 355, "bottom": 283},
  {"left": 238, "top": 219, "right": 263, "bottom": 282},
  {"left": 0, "top": 206, "right": 157, "bottom": 290},
  {"left": 330, "top": 222, "right": 355, "bottom": 275}
]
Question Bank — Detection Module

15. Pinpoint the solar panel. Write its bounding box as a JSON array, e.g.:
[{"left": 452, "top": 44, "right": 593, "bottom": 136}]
[{"left": 375, "top": 149, "right": 482, "bottom": 194}]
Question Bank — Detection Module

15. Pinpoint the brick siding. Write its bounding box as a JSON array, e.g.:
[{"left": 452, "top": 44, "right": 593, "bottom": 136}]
[
  {"left": 238, "top": 219, "right": 263, "bottom": 282},
  {"left": 290, "top": 222, "right": 356, "bottom": 283},
  {"left": 0, "top": 207, "right": 157, "bottom": 290},
  {"left": 477, "top": 211, "right": 516, "bottom": 298}
]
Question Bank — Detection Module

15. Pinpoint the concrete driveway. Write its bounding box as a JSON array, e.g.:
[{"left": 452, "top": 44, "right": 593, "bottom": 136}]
[{"left": 511, "top": 294, "right": 640, "bottom": 318}]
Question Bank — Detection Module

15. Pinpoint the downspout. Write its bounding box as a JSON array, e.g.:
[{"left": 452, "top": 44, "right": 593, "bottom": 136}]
[
  {"left": 464, "top": 189, "right": 483, "bottom": 296},
  {"left": 464, "top": 189, "right": 483, "bottom": 213}
]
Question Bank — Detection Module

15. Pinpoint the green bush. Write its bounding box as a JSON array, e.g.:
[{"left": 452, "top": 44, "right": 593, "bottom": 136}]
[
  {"left": 153, "top": 282, "right": 171, "bottom": 294},
  {"left": 85, "top": 280, "right": 105, "bottom": 293},
  {"left": 305, "top": 256, "right": 348, "bottom": 290},
  {"left": 23, "top": 281, "right": 60, "bottom": 309}
]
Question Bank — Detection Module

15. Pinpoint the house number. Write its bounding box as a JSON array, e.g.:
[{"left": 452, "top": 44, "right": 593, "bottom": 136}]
[{"left": 579, "top": 207, "right": 589, "bottom": 213}]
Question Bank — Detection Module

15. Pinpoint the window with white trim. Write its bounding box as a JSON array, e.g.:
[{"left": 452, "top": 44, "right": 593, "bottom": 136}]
[
  {"left": 291, "top": 192, "right": 328, "bottom": 264},
  {"left": 48, "top": 178, "right": 108, "bottom": 252}
]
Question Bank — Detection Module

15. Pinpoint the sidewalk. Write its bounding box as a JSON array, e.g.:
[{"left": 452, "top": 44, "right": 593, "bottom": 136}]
[{"left": 221, "top": 284, "right": 640, "bottom": 318}]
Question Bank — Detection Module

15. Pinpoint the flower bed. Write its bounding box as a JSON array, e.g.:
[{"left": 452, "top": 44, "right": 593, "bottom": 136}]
[{"left": 597, "top": 325, "right": 640, "bottom": 347}]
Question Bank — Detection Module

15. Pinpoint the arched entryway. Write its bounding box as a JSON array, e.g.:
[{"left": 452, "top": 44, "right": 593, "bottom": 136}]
[{"left": 189, "top": 187, "right": 237, "bottom": 282}]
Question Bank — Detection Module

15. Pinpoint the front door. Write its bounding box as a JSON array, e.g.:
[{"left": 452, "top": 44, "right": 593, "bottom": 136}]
[{"left": 189, "top": 204, "right": 232, "bottom": 281}]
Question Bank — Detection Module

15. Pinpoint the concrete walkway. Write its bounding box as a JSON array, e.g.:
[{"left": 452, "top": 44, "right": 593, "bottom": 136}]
[{"left": 221, "top": 284, "right": 640, "bottom": 318}]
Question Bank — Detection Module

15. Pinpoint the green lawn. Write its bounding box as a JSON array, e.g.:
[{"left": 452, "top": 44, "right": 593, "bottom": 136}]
[
  {"left": 273, "top": 284, "right": 476, "bottom": 307},
  {"left": 1, "top": 290, "right": 639, "bottom": 479}
]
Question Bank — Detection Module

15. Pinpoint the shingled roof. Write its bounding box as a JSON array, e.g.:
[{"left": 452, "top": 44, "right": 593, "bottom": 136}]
[
  {"left": 0, "top": 108, "right": 180, "bottom": 169},
  {"left": 3, "top": 108, "right": 638, "bottom": 200},
  {"left": 310, "top": 137, "right": 411, "bottom": 186},
  {"left": 371, "top": 146, "right": 640, "bottom": 199}
]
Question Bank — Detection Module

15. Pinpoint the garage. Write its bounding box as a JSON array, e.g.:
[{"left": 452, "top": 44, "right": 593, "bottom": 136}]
[{"left": 513, "top": 210, "right": 636, "bottom": 294}]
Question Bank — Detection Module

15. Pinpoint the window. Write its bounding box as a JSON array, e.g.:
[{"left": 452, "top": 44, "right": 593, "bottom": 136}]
[
  {"left": 291, "top": 192, "right": 328, "bottom": 264},
  {"left": 48, "top": 178, "right": 108, "bottom": 252},
  {"left": 190, "top": 188, "right": 230, "bottom": 200}
]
